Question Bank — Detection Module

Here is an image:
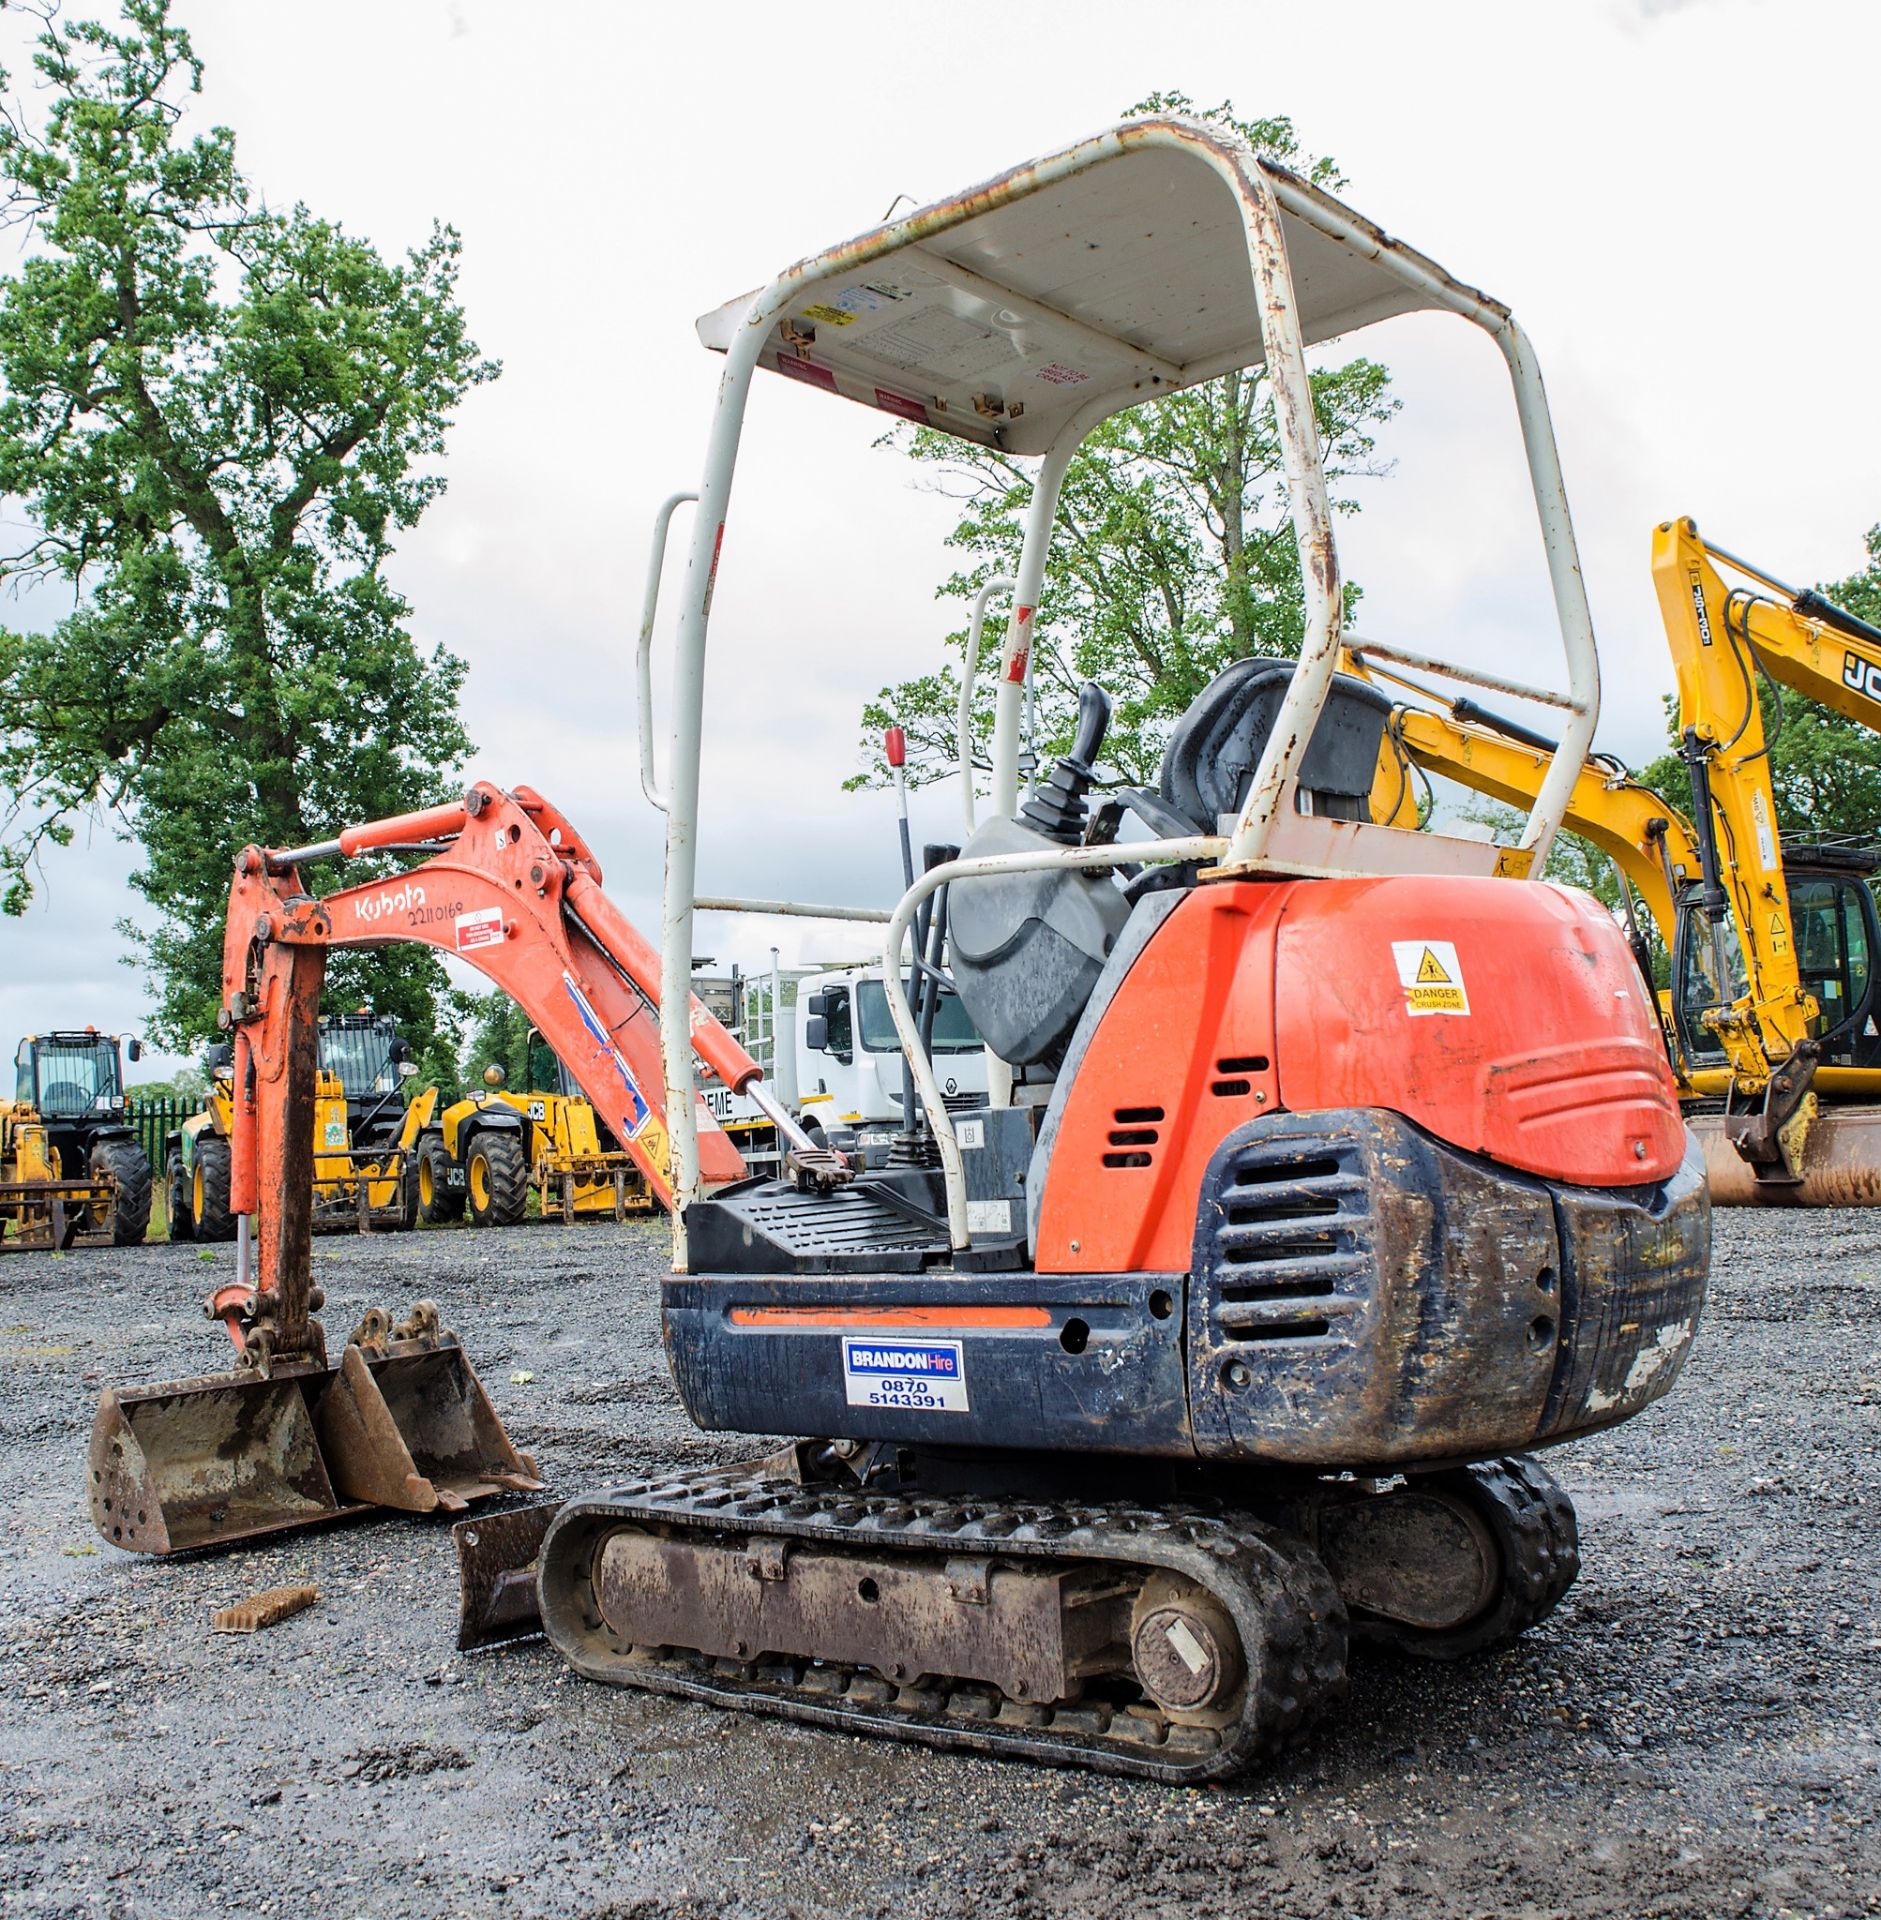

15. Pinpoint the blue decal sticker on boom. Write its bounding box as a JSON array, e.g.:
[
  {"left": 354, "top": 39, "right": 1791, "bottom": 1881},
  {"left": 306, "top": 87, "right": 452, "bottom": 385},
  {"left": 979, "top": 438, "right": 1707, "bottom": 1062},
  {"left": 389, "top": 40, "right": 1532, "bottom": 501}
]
[{"left": 562, "top": 972, "right": 651, "bottom": 1139}]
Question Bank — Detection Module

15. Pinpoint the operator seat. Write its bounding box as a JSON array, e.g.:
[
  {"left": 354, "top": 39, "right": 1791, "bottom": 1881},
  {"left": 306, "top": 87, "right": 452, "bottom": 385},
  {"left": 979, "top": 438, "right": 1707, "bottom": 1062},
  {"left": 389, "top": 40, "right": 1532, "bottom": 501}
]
[{"left": 1156, "top": 656, "right": 1393, "bottom": 831}]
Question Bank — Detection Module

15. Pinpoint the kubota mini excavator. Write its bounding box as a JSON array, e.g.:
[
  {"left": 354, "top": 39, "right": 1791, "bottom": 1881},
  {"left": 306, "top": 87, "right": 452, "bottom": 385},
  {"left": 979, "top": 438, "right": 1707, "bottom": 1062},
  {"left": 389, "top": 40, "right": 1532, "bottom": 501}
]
[{"left": 94, "top": 118, "right": 1710, "bottom": 1782}]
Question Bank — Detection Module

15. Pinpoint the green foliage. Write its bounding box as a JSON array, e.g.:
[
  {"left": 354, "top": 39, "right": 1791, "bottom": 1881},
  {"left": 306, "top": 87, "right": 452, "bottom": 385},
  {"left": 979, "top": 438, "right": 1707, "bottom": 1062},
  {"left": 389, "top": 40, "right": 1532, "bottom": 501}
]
[
  {"left": 458, "top": 987, "right": 533, "bottom": 1094},
  {"left": 0, "top": 0, "right": 496, "bottom": 1051},
  {"left": 1637, "top": 527, "right": 1881, "bottom": 839},
  {"left": 125, "top": 1063, "right": 205, "bottom": 1101},
  {"left": 851, "top": 92, "right": 1397, "bottom": 795}
]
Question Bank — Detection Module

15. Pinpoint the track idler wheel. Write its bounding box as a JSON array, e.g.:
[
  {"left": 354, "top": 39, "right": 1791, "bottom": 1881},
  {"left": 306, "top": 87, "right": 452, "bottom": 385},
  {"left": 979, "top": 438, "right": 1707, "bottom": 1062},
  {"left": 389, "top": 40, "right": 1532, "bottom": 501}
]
[
  {"left": 1320, "top": 1455, "right": 1579, "bottom": 1661},
  {"left": 1130, "top": 1572, "right": 1246, "bottom": 1723}
]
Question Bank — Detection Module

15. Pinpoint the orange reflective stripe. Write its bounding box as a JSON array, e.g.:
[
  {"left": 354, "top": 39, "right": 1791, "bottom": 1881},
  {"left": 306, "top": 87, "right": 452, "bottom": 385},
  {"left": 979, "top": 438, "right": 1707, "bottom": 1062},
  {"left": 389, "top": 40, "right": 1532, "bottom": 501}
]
[{"left": 727, "top": 1305, "right": 1051, "bottom": 1330}]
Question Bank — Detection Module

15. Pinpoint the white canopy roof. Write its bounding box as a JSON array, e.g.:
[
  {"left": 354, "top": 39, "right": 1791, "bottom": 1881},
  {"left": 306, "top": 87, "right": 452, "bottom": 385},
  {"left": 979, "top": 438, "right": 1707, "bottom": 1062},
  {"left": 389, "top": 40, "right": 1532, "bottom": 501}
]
[{"left": 697, "top": 129, "right": 1508, "bottom": 456}]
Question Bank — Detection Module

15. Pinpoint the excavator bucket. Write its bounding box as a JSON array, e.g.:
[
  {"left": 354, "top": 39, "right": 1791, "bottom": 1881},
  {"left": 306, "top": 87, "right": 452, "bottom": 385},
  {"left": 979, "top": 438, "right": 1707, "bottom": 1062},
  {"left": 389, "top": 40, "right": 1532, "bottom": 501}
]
[
  {"left": 89, "top": 1367, "right": 348, "bottom": 1555},
  {"left": 88, "top": 1331, "right": 541, "bottom": 1556},
  {"left": 318, "top": 1339, "right": 539, "bottom": 1512},
  {"left": 1693, "top": 1107, "right": 1881, "bottom": 1206}
]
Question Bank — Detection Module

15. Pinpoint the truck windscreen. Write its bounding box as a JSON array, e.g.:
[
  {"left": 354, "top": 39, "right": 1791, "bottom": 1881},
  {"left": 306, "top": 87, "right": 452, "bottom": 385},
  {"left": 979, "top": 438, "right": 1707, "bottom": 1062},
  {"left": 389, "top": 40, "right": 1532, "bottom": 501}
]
[{"left": 855, "top": 979, "right": 981, "bottom": 1055}]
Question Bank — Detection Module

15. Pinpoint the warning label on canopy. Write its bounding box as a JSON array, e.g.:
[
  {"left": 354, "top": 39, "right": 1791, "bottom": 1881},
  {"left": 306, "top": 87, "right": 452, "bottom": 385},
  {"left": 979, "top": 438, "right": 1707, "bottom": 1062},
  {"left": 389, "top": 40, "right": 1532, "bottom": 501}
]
[{"left": 1391, "top": 939, "right": 1470, "bottom": 1016}]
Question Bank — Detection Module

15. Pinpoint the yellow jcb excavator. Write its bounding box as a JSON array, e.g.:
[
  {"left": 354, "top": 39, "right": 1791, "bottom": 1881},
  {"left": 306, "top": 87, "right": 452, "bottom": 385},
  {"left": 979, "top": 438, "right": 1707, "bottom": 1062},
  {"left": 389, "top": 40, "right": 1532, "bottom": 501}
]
[
  {"left": 1648, "top": 516, "right": 1881, "bottom": 1201},
  {"left": 1355, "top": 513, "right": 1881, "bottom": 1202}
]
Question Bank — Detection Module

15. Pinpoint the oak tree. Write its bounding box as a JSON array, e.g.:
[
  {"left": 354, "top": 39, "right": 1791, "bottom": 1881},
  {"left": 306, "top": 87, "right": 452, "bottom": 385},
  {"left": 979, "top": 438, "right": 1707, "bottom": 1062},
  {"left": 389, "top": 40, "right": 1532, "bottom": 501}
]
[{"left": 0, "top": 0, "right": 495, "bottom": 1047}]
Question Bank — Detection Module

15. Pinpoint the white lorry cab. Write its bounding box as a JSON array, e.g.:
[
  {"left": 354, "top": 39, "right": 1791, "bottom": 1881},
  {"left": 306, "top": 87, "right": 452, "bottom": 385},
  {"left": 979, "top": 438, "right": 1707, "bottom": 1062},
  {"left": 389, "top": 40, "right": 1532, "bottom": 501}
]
[{"left": 697, "top": 963, "right": 988, "bottom": 1171}]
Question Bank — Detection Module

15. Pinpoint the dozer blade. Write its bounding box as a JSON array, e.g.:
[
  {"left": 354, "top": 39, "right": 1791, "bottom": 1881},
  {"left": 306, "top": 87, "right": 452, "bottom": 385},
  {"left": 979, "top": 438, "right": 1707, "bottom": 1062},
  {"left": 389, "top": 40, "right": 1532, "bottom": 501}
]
[
  {"left": 89, "top": 1368, "right": 355, "bottom": 1555},
  {"left": 1694, "top": 1106, "right": 1881, "bottom": 1206},
  {"left": 453, "top": 1501, "right": 559, "bottom": 1649},
  {"left": 89, "top": 1339, "right": 543, "bottom": 1556}
]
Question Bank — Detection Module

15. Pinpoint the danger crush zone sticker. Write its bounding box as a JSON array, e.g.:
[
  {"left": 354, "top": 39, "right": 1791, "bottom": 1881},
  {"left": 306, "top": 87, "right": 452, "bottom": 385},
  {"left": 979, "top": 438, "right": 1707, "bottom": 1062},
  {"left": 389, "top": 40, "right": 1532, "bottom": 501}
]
[{"left": 1391, "top": 939, "right": 1470, "bottom": 1016}]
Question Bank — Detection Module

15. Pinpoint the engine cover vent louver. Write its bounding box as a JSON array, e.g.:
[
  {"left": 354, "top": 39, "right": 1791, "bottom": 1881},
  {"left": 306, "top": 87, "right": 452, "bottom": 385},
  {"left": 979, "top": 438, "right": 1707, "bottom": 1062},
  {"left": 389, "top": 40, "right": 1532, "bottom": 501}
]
[
  {"left": 1212, "top": 1148, "right": 1368, "bottom": 1344},
  {"left": 1103, "top": 1105, "right": 1164, "bottom": 1170}
]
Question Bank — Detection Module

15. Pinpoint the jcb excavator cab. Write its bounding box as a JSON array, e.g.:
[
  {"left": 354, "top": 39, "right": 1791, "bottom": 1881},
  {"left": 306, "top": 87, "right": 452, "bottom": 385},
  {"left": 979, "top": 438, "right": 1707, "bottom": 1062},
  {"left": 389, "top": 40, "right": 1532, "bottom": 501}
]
[
  {"left": 472, "top": 115, "right": 1712, "bottom": 1782},
  {"left": 1671, "top": 843, "right": 1881, "bottom": 1072}
]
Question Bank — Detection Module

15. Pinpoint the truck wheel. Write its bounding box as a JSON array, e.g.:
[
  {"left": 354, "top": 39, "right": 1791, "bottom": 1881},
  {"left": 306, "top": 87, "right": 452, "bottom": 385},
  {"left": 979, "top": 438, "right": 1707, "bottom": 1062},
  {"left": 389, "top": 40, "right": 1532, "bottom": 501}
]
[
  {"left": 191, "top": 1136, "right": 236, "bottom": 1242},
  {"left": 164, "top": 1151, "right": 195, "bottom": 1242},
  {"left": 92, "top": 1138, "right": 153, "bottom": 1247},
  {"left": 418, "top": 1137, "right": 466, "bottom": 1224},
  {"left": 466, "top": 1132, "right": 528, "bottom": 1228}
]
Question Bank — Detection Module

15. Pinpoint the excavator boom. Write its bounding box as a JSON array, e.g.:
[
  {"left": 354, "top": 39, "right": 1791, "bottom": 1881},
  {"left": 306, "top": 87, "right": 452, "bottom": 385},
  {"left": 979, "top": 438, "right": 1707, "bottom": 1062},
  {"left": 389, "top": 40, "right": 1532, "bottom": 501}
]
[
  {"left": 90, "top": 781, "right": 788, "bottom": 1554},
  {"left": 1651, "top": 517, "right": 1881, "bottom": 1200}
]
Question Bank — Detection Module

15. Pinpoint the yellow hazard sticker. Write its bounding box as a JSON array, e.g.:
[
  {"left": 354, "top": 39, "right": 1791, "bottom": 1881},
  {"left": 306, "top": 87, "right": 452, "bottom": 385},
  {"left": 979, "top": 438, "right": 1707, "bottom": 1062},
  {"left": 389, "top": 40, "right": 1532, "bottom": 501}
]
[
  {"left": 799, "top": 303, "right": 857, "bottom": 327},
  {"left": 1391, "top": 939, "right": 1470, "bottom": 1016}
]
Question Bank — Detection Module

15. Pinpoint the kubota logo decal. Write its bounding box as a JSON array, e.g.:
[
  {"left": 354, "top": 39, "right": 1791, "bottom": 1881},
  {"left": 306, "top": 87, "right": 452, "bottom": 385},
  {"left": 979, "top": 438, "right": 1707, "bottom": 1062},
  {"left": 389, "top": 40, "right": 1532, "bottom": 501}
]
[{"left": 353, "top": 881, "right": 426, "bottom": 924}]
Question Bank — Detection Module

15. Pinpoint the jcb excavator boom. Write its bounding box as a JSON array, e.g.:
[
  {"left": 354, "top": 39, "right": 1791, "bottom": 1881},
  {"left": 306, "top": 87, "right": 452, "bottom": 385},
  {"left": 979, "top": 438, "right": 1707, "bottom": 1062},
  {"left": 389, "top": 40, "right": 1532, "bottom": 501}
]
[
  {"left": 1361, "top": 670, "right": 1699, "bottom": 951},
  {"left": 89, "top": 781, "right": 831, "bottom": 1553}
]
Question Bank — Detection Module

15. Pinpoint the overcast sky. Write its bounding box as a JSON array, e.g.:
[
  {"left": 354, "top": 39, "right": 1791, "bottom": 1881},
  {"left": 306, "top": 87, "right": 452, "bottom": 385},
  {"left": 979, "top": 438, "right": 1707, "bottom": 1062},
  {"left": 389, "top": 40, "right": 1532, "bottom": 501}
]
[{"left": 2, "top": 0, "right": 1876, "bottom": 1077}]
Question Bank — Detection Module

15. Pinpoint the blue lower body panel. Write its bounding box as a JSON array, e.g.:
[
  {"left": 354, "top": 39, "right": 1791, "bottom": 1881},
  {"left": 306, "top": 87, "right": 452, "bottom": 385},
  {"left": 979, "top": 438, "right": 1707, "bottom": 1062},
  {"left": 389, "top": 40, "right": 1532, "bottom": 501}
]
[{"left": 665, "top": 1109, "right": 1709, "bottom": 1472}]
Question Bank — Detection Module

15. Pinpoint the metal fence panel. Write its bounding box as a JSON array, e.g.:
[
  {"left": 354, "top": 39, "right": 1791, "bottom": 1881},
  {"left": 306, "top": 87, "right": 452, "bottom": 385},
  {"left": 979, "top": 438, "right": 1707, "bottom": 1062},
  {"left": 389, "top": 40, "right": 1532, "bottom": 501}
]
[{"left": 128, "top": 1096, "right": 204, "bottom": 1173}]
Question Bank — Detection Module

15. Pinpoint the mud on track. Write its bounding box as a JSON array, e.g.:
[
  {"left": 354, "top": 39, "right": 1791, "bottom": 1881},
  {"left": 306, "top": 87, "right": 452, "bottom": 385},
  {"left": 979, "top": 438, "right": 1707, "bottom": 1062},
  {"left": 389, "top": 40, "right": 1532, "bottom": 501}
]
[{"left": 1, "top": 1212, "right": 1877, "bottom": 1918}]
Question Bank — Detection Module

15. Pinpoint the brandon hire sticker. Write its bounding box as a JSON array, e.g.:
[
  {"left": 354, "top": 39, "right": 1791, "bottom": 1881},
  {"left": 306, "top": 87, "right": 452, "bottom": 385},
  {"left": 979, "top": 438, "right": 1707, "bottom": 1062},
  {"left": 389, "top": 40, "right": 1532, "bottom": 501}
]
[
  {"left": 842, "top": 1338, "right": 968, "bottom": 1413},
  {"left": 1391, "top": 939, "right": 1470, "bottom": 1016}
]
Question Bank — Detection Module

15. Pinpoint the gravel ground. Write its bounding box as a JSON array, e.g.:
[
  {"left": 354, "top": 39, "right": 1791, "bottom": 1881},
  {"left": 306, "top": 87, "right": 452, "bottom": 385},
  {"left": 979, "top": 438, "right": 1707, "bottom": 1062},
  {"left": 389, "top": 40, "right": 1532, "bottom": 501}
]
[{"left": 1, "top": 1210, "right": 1878, "bottom": 1919}]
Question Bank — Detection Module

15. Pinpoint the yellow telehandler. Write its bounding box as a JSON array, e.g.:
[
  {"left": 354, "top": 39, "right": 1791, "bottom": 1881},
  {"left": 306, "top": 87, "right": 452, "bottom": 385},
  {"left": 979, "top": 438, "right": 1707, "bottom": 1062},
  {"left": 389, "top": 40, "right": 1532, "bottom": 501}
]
[
  {"left": 1, "top": 1029, "right": 152, "bottom": 1250},
  {"left": 166, "top": 1011, "right": 435, "bottom": 1239},
  {"left": 416, "top": 1029, "right": 650, "bottom": 1227}
]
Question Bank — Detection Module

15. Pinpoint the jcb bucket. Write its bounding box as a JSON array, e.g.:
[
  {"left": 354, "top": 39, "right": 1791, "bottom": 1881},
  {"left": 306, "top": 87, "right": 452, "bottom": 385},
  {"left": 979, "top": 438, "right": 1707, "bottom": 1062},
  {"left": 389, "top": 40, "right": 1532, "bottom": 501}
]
[
  {"left": 88, "top": 1338, "right": 541, "bottom": 1556},
  {"left": 1694, "top": 1106, "right": 1881, "bottom": 1206}
]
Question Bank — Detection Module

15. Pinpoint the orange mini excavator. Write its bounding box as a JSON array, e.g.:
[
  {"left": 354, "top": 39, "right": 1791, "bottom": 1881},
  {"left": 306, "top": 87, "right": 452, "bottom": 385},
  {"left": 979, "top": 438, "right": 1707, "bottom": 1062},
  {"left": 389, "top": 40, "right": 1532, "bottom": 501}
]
[{"left": 94, "top": 118, "right": 1710, "bottom": 1784}]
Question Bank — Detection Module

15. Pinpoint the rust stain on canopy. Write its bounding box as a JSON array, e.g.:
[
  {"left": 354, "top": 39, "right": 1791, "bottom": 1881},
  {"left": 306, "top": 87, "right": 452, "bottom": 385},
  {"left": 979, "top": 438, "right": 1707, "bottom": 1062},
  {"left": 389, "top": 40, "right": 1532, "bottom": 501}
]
[{"left": 695, "top": 116, "right": 1511, "bottom": 456}]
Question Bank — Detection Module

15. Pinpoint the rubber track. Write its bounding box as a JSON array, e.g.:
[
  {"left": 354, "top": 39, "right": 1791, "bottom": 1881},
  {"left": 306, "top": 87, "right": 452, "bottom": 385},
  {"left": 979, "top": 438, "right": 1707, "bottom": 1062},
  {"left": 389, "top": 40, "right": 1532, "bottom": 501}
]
[{"left": 538, "top": 1468, "right": 1349, "bottom": 1784}]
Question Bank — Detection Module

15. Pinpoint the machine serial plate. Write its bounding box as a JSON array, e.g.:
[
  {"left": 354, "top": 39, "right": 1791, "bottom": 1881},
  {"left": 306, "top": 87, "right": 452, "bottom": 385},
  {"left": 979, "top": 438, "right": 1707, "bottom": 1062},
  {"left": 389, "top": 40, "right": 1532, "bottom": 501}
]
[{"left": 841, "top": 1337, "right": 968, "bottom": 1412}]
